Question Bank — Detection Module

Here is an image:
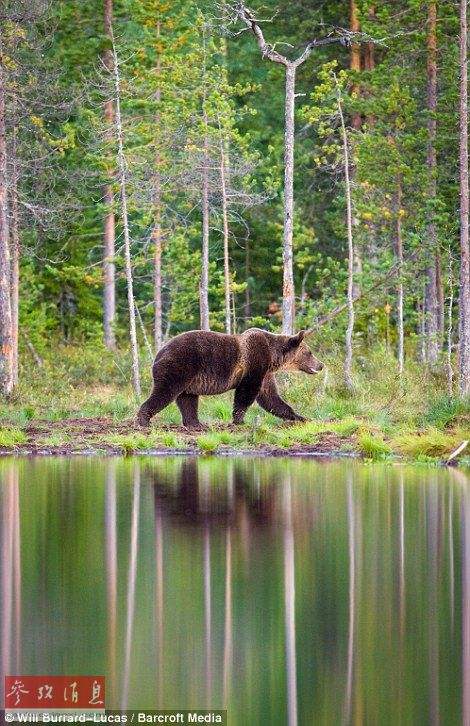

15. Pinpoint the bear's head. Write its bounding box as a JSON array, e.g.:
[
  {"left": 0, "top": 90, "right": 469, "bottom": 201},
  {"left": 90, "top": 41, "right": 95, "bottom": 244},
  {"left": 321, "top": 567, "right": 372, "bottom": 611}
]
[{"left": 281, "top": 331, "right": 324, "bottom": 374}]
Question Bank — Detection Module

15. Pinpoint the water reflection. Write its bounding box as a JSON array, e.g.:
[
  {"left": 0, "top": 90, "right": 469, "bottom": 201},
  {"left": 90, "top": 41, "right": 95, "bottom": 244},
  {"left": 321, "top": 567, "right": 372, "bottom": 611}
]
[{"left": 0, "top": 457, "right": 469, "bottom": 724}]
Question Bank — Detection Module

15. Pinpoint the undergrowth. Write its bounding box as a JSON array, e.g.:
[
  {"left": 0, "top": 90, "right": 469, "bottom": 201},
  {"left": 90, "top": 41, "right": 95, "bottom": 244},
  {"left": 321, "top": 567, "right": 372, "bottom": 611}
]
[{"left": 0, "top": 342, "right": 468, "bottom": 463}]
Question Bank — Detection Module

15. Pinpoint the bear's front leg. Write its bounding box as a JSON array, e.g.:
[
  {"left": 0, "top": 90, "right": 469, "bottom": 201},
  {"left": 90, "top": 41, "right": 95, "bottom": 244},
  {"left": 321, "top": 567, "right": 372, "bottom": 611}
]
[
  {"left": 256, "top": 373, "right": 307, "bottom": 422},
  {"left": 233, "top": 373, "right": 265, "bottom": 424}
]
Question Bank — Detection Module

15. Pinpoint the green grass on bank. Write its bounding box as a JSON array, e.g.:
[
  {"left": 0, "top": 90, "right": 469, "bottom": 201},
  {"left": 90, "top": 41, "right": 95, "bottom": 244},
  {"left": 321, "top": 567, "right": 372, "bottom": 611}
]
[{"left": 0, "top": 341, "right": 468, "bottom": 463}]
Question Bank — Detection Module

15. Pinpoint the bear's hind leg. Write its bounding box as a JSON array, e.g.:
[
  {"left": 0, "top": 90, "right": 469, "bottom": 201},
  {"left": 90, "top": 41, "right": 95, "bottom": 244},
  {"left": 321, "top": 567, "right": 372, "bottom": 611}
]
[
  {"left": 233, "top": 373, "right": 265, "bottom": 424},
  {"left": 136, "top": 382, "right": 182, "bottom": 427},
  {"left": 176, "top": 393, "right": 205, "bottom": 430}
]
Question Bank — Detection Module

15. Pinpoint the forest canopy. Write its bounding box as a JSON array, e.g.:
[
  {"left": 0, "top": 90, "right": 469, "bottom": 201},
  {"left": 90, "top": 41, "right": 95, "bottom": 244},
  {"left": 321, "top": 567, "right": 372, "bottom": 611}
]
[{"left": 0, "top": 0, "right": 469, "bottom": 398}]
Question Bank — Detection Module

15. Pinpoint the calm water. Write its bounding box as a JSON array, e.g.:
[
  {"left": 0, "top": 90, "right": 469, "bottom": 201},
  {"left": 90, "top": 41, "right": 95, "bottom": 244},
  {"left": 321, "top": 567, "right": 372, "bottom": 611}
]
[{"left": 0, "top": 456, "right": 469, "bottom": 724}]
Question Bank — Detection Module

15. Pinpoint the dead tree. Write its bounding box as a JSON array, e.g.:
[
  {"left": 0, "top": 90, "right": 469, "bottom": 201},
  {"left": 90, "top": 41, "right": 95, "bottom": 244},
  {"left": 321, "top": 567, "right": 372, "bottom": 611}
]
[
  {"left": 111, "top": 40, "right": 141, "bottom": 397},
  {"left": 228, "top": 3, "right": 367, "bottom": 334}
]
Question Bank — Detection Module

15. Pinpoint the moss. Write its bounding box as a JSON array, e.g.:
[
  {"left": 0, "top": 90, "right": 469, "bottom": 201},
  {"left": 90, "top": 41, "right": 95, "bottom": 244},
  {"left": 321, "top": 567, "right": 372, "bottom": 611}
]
[{"left": 390, "top": 429, "right": 464, "bottom": 458}]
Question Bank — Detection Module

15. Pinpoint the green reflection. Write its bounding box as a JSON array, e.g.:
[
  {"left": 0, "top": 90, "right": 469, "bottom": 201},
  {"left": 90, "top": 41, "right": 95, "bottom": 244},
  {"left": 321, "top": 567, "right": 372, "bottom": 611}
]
[{"left": 0, "top": 457, "right": 468, "bottom": 725}]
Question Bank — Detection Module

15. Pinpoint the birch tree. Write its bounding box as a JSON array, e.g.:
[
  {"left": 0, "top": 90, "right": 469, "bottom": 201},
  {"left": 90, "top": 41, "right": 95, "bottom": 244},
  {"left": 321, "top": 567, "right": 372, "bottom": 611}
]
[
  {"left": 336, "top": 77, "right": 356, "bottom": 390},
  {"left": 394, "top": 176, "right": 404, "bottom": 375},
  {"left": 227, "top": 3, "right": 366, "bottom": 334},
  {"left": 424, "top": 0, "right": 441, "bottom": 365},
  {"left": 0, "top": 53, "right": 13, "bottom": 397},
  {"left": 111, "top": 40, "right": 141, "bottom": 396},
  {"left": 458, "top": 0, "right": 470, "bottom": 396},
  {"left": 220, "top": 140, "right": 232, "bottom": 333},
  {"left": 199, "top": 23, "right": 211, "bottom": 332},
  {"left": 102, "top": 0, "right": 116, "bottom": 350},
  {"left": 303, "top": 64, "right": 357, "bottom": 388}
]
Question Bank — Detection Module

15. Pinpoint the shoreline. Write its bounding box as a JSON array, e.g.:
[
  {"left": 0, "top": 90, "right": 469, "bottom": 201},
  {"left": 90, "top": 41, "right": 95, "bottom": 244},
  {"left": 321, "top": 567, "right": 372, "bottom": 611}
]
[{"left": 0, "top": 416, "right": 467, "bottom": 466}]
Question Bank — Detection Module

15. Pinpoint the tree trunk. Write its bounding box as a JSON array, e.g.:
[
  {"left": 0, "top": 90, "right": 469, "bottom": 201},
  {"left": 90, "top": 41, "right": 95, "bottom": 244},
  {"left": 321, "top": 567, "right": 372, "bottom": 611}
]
[
  {"left": 103, "top": 0, "right": 116, "bottom": 350},
  {"left": 10, "top": 121, "right": 19, "bottom": 386},
  {"left": 364, "top": 6, "right": 376, "bottom": 127},
  {"left": 152, "top": 186, "right": 163, "bottom": 352},
  {"left": 459, "top": 0, "right": 470, "bottom": 396},
  {"left": 446, "top": 253, "right": 454, "bottom": 396},
  {"left": 112, "top": 42, "right": 141, "bottom": 397},
  {"left": 350, "top": 1, "right": 362, "bottom": 298},
  {"left": 424, "top": 0, "right": 441, "bottom": 365},
  {"left": 364, "top": 5, "right": 375, "bottom": 73},
  {"left": 153, "top": 22, "right": 163, "bottom": 352},
  {"left": 394, "top": 179, "right": 404, "bottom": 375},
  {"left": 220, "top": 143, "right": 232, "bottom": 334},
  {"left": 337, "top": 82, "right": 355, "bottom": 390},
  {"left": 200, "top": 129, "right": 210, "bottom": 331},
  {"left": 282, "top": 63, "right": 296, "bottom": 334},
  {"left": 244, "top": 238, "right": 251, "bottom": 322},
  {"left": 0, "top": 58, "right": 13, "bottom": 397},
  {"left": 199, "top": 29, "right": 210, "bottom": 332},
  {"left": 350, "top": 0, "right": 362, "bottom": 131}
]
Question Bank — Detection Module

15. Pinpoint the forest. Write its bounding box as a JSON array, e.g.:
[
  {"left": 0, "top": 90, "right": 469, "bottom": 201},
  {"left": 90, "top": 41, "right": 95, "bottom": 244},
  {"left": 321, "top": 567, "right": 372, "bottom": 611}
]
[{"left": 0, "top": 0, "right": 469, "bottom": 459}]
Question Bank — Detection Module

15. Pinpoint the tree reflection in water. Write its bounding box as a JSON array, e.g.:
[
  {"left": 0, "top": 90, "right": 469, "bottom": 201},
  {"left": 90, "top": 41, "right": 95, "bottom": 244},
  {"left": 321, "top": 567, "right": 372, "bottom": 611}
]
[{"left": 0, "top": 457, "right": 468, "bottom": 724}]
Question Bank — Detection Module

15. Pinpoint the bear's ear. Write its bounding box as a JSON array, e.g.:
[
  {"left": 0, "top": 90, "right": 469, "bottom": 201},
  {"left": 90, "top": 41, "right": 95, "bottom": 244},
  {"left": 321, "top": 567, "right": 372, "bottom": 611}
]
[{"left": 287, "top": 331, "right": 305, "bottom": 349}]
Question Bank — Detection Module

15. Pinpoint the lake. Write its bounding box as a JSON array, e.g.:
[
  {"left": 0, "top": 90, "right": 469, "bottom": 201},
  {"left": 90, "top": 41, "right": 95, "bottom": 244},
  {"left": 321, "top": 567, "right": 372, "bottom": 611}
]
[{"left": 0, "top": 456, "right": 468, "bottom": 724}]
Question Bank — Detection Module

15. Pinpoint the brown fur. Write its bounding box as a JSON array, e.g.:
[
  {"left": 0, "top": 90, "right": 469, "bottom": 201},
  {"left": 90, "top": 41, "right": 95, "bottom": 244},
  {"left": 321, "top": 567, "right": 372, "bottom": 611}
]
[{"left": 136, "top": 328, "right": 323, "bottom": 428}]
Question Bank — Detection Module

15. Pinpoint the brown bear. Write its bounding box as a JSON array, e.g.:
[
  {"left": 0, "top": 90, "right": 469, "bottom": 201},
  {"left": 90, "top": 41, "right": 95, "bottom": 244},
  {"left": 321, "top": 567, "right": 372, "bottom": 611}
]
[{"left": 136, "top": 328, "right": 324, "bottom": 429}]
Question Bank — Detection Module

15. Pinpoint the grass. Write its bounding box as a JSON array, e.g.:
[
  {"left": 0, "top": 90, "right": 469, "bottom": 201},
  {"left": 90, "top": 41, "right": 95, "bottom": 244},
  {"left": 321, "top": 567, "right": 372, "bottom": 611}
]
[
  {"left": 0, "top": 341, "right": 468, "bottom": 464},
  {"left": 0, "top": 427, "right": 28, "bottom": 447},
  {"left": 37, "top": 432, "right": 71, "bottom": 447},
  {"left": 104, "top": 430, "right": 185, "bottom": 453},
  {"left": 390, "top": 428, "right": 465, "bottom": 459},
  {"left": 357, "top": 431, "right": 393, "bottom": 461}
]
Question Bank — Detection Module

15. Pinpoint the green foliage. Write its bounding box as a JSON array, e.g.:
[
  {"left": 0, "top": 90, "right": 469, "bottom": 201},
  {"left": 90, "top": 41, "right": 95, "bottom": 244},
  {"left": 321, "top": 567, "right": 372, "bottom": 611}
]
[
  {"left": 423, "top": 396, "right": 470, "bottom": 430},
  {"left": 0, "top": 427, "right": 28, "bottom": 447},
  {"left": 391, "top": 429, "right": 464, "bottom": 459},
  {"left": 357, "top": 431, "right": 393, "bottom": 460}
]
